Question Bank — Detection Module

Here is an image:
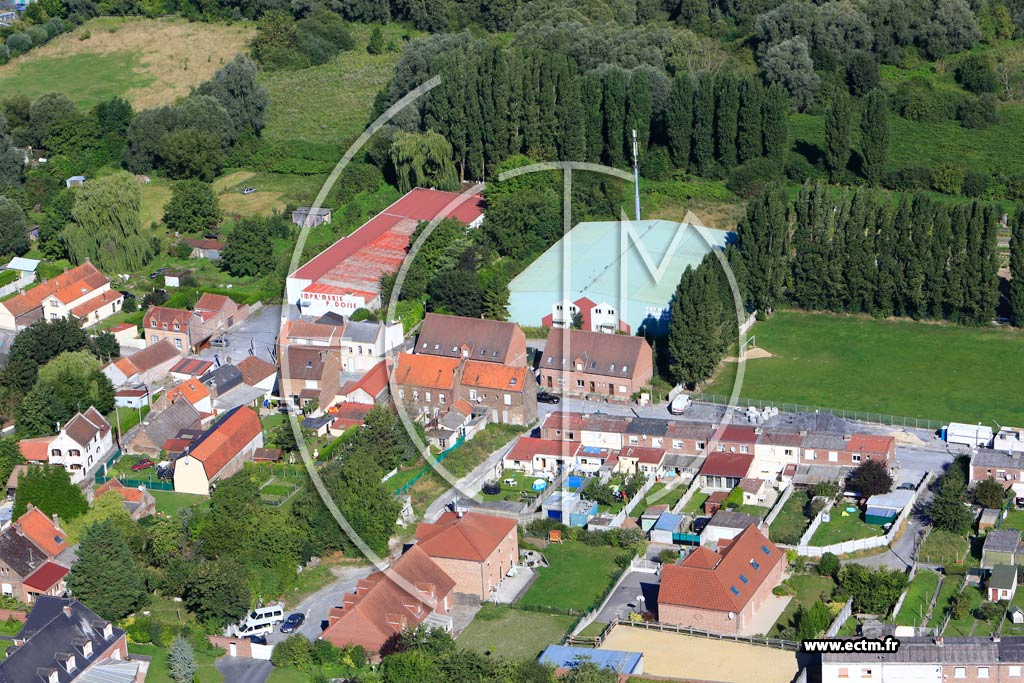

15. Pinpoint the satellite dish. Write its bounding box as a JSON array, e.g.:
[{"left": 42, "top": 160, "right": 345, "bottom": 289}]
[{"left": 728, "top": 612, "right": 735, "bottom": 620}]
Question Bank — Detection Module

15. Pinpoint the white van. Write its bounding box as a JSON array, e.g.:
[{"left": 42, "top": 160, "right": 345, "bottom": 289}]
[
  {"left": 669, "top": 394, "right": 690, "bottom": 415},
  {"left": 227, "top": 602, "right": 285, "bottom": 638}
]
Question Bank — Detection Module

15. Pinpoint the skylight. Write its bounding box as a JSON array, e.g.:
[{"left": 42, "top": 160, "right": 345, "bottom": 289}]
[
  {"left": 761, "top": 545, "right": 771, "bottom": 556},
  {"left": 729, "top": 586, "right": 740, "bottom": 596},
  {"left": 750, "top": 559, "right": 760, "bottom": 570},
  {"left": 739, "top": 574, "right": 749, "bottom": 584}
]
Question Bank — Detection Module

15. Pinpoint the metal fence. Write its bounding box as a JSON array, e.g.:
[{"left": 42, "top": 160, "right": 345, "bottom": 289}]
[
  {"left": 94, "top": 475, "right": 174, "bottom": 491},
  {"left": 614, "top": 620, "right": 800, "bottom": 650},
  {"left": 692, "top": 393, "right": 946, "bottom": 431}
]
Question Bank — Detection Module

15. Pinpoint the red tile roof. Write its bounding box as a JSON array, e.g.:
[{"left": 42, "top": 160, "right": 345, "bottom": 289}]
[
  {"left": 414, "top": 512, "right": 516, "bottom": 562},
  {"left": 22, "top": 561, "right": 68, "bottom": 592},
  {"left": 170, "top": 357, "right": 214, "bottom": 377},
  {"left": 186, "top": 407, "right": 262, "bottom": 479},
  {"left": 143, "top": 306, "right": 191, "bottom": 330},
  {"left": 320, "top": 544, "right": 455, "bottom": 653},
  {"left": 18, "top": 437, "right": 53, "bottom": 462},
  {"left": 393, "top": 353, "right": 459, "bottom": 391},
  {"left": 237, "top": 356, "right": 277, "bottom": 385},
  {"left": 541, "top": 412, "right": 588, "bottom": 434},
  {"left": 1, "top": 263, "right": 109, "bottom": 317},
  {"left": 505, "top": 437, "right": 573, "bottom": 462},
  {"left": 18, "top": 506, "right": 67, "bottom": 557},
  {"left": 70, "top": 289, "right": 122, "bottom": 318},
  {"left": 619, "top": 446, "right": 665, "bottom": 465},
  {"left": 847, "top": 434, "right": 895, "bottom": 454},
  {"left": 700, "top": 452, "right": 754, "bottom": 478},
  {"left": 659, "top": 525, "right": 784, "bottom": 613},
  {"left": 121, "top": 340, "right": 181, "bottom": 373},
  {"left": 95, "top": 478, "right": 146, "bottom": 504},
  {"left": 195, "top": 293, "right": 232, "bottom": 313},
  {"left": 460, "top": 361, "right": 529, "bottom": 391},
  {"left": 714, "top": 425, "right": 758, "bottom": 444},
  {"left": 183, "top": 237, "right": 224, "bottom": 250},
  {"left": 339, "top": 360, "right": 388, "bottom": 400},
  {"left": 166, "top": 379, "right": 210, "bottom": 406}
]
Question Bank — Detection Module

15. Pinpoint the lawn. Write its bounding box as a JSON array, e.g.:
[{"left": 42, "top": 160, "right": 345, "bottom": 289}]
[
  {"left": 769, "top": 491, "right": 811, "bottom": 544},
  {"left": 808, "top": 509, "right": 884, "bottom": 547},
  {"left": 944, "top": 586, "right": 986, "bottom": 636},
  {"left": 151, "top": 490, "right": 209, "bottom": 516},
  {"left": 706, "top": 310, "right": 1024, "bottom": 426},
  {"left": 681, "top": 490, "right": 710, "bottom": 515},
  {"left": 458, "top": 604, "right": 576, "bottom": 661},
  {"left": 129, "top": 642, "right": 223, "bottom": 683},
  {"left": 518, "top": 542, "right": 627, "bottom": 613},
  {"left": 0, "top": 17, "right": 253, "bottom": 109},
  {"left": 636, "top": 481, "right": 687, "bottom": 511},
  {"left": 1002, "top": 510, "right": 1024, "bottom": 532},
  {"left": 737, "top": 504, "right": 771, "bottom": 520},
  {"left": 894, "top": 570, "right": 941, "bottom": 627},
  {"left": 105, "top": 453, "right": 159, "bottom": 480},
  {"left": 106, "top": 405, "right": 151, "bottom": 435},
  {"left": 770, "top": 574, "right": 836, "bottom": 638},
  {"left": 927, "top": 576, "right": 966, "bottom": 630},
  {"left": 1001, "top": 585, "right": 1024, "bottom": 635},
  {"left": 919, "top": 530, "right": 971, "bottom": 566},
  {"left": 479, "top": 469, "right": 545, "bottom": 503}
]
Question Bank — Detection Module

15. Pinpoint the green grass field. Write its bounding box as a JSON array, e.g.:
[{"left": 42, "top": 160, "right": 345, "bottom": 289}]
[
  {"left": 457, "top": 604, "right": 575, "bottom": 661},
  {"left": 944, "top": 585, "right": 986, "bottom": 636},
  {"left": 770, "top": 574, "right": 836, "bottom": 637},
  {"left": 919, "top": 530, "right": 971, "bottom": 565},
  {"left": 150, "top": 490, "right": 209, "bottom": 516},
  {"left": 681, "top": 490, "right": 710, "bottom": 515},
  {"left": 0, "top": 52, "right": 151, "bottom": 110},
  {"left": 518, "top": 542, "right": 627, "bottom": 613},
  {"left": 928, "top": 577, "right": 967, "bottom": 630},
  {"left": 707, "top": 311, "right": 1024, "bottom": 425},
  {"left": 894, "top": 570, "right": 941, "bottom": 627},
  {"left": 260, "top": 23, "right": 418, "bottom": 147},
  {"left": 809, "top": 509, "right": 884, "bottom": 547},
  {"left": 769, "top": 491, "right": 811, "bottom": 544},
  {"left": 636, "top": 481, "right": 687, "bottom": 511}
]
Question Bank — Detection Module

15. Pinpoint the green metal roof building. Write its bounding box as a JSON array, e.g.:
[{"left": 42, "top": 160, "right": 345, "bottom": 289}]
[{"left": 506, "top": 219, "right": 731, "bottom": 335}]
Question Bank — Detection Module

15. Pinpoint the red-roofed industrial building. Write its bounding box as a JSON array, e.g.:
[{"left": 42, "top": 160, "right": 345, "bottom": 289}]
[
  {"left": 658, "top": 525, "right": 785, "bottom": 634},
  {"left": 414, "top": 511, "right": 518, "bottom": 600},
  {"left": 286, "top": 188, "right": 484, "bottom": 317}
]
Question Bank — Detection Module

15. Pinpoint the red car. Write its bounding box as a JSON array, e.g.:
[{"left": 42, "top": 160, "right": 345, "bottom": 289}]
[{"left": 131, "top": 459, "right": 154, "bottom": 472}]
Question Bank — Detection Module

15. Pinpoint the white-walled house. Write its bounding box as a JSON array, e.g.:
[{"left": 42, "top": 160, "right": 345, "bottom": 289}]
[
  {"left": 173, "top": 406, "right": 263, "bottom": 495},
  {"left": 18, "top": 408, "right": 114, "bottom": 485}
]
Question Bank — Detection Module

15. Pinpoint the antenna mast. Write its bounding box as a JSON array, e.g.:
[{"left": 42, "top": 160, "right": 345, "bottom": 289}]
[{"left": 631, "top": 129, "right": 641, "bottom": 222}]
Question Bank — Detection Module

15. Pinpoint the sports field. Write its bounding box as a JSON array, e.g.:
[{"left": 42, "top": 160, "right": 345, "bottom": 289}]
[{"left": 706, "top": 311, "right": 1024, "bottom": 426}]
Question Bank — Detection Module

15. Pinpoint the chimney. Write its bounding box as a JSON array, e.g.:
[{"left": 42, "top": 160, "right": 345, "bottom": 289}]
[
  {"left": 51, "top": 513, "right": 60, "bottom": 531},
  {"left": 62, "top": 605, "right": 72, "bottom": 618},
  {"left": 993, "top": 634, "right": 1002, "bottom": 643},
  {"left": 935, "top": 636, "right": 944, "bottom": 647}
]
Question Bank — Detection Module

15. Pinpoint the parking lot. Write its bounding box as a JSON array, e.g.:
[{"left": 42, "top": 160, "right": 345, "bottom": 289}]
[{"left": 193, "top": 305, "right": 282, "bottom": 365}]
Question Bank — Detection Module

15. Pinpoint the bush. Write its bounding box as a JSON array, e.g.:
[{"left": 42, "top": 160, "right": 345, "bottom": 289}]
[
  {"left": 976, "top": 601, "right": 1005, "bottom": 622},
  {"left": 640, "top": 144, "right": 673, "bottom": 181},
  {"left": 272, "top": 634, "right": 315, "bottom": 671},
  {"left": 6, "top": 33, "right": 33, "bottom": 57},
  {"left": 773, "top": 584, "right": 794, "bottom": 596},
  {"left": 846, "top": 52, "right": 879, "bottom": 97},
  {"left": 44, "top": 18, "right": 66, "bottom": 38},
  {"left": 125, "top": 617, "right": 153, "bottom": 644},
  {"left": 0, "top": 44, "right": 9, "bottom": 66},
  {"left": 931, "top": 164, "right": 967, "bottom": 195},
  {"left": 785, "top": 153, "right": 824, "bottom": 183},
  {"left": 962, "top": 171, "right": 990, "bottom": 198},
  {"left": 818, "top": 552, "right": 840, "bottom": 577},
  {"left": 958, "top": 94, "right": 999, "bottom": 129},
  {"left": 26, "top": 25, "right": 49, "bottom": 46},
  {"left": 892, "top": 79, "right": 963, "bottom": 122},
  {"left": 658, "top": 548, "right": 680, "bottom": 564},
  {"left": 885, "top": 166, "right": 932, "bottom": 191},
  {"left": 726, "top": 158, "right": 781, "bottom": 198},
  {"left": 956, "top": 54, "right": 999, "bottom": 94}
]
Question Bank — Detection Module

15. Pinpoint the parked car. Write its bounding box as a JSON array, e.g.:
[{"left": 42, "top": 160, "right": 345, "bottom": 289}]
[
  {"left": 156, "top": 466, "right": 174, "bottom": 480},
  {"left": 668, "top": 394, "right": 690, "bottom": 415},
  {"left": 210, "top": 336, "right": 230, "bottom": 347},
  {"left": 247, "top": 635, "right": 268, "bottom": 646},
  {"left": 149, "top": 267, "right": 168, "bottom": 279},
  {"left": 897, "top": 482, "right": 916, "bottom": 491},
  {"left": 536, "top": 391, "right": 560, "bottom": 405},
  {"left": 118, "top": 290, "right": 136, "bottom": 300},
  {"left": 131, "top": 459, "right": 154, "bottom": 472},
  {"left": 242, "top": 187, "right": 256, "bottom": 195},
  {"left": 280, "top": 613, "right": 305, "bottom": 634}
]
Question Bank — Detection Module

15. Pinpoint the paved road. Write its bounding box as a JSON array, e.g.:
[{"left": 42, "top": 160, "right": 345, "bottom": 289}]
[
  {"left": 265, "top": 563, "right": 376, "bottom": 646},
  {"left": 215, "top": 658, "right": 272, "bottom": 683}
]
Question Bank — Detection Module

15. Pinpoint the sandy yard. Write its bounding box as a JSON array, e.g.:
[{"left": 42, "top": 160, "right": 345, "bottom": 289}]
[{"left": 600, "top": 625, "right": 799, "bottom": 683}]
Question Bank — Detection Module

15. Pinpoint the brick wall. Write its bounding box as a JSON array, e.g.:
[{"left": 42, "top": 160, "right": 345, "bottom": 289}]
[
  {"left": 428, "top": 526, "right": 519, "bottom": 599},
  {"left": 208, "top": 635, "right": 253, "bottom": 658},
  {"left": 0, "top": 609, "right": 26, "bottom": 622}
]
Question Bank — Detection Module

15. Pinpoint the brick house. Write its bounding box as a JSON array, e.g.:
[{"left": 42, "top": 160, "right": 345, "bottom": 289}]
[
  {"left": 393, "top": 353, "right": 461, "bottom": 420},
  {"left": 665, "top": 422, "right": 712, "bottom": 456},
  {"left": 801, "top": 433, "right": 896, "bottom": 468},
  {"left": 415, "top": 313, "right": 528, "bottom": 367},
  {"left": 751, "top": 430, "right": 804, "bottom": 481},
  {"left": 658, "top": 524, "right": 785, "bottom": 635},
  {"left": 93, "top": 479, "right": 157, "bottom": 519},
  {"left": 172, "top": 406, "right": 263, "bottom": 495},
  {"left": 458, "top": 360, "right": 537, "bottom": 426},
  {"left": 623, "top": 418, "right": 670, "bottom": 449},
  {"left": 102, "top": 340, "right": 182, "bottom": 387},
  {"left": 413, "top": 512, "right": 518, "bottom": 601},
  {"left": 539, "top": 412, "right": 629, "bottom": 449},
  {"left": 0, "top": 506, "right": 70, "bottom": 603},
  {"left": 698, "top": 451, "right": 755, "bottom": 490},
  {"left": 503, "top": 437, "right": 577, "bottom": 476},
  {"left": 821, "top": 636, "right": 1024, "bottom": 683},
  {"left": 319, "top": 545, "right": 455, "bottom": 656},
  {"left": 190, "top": 293, "right": 250, "bottom": 344},
  {"left": 616, "top": 446, "right": 666, "bottom": 478},
  {"left": 143, "top": 306, "right": 194, "bottom": 352},
  {"left": 122, "top": 399, "right": 202, "bottom": 457},
  {"left": 0, "top": 596, "right": 137, "bottom": 683},
  {"left": 280, "top": 346, "right": 340, "bottom": 412},
  {"left": 971, "top": 449, "right": 1024, "bottom": 487},
  {"left": 538, "top": 328, "right": 653, "bottom": 401}
]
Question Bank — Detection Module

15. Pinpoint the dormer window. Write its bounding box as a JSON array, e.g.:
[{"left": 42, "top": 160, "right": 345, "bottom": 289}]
[
  {"left": 49, "top": 670, "right": 59, "bottom": 683},
  {"left": 173, "top": 323, "right": 180, "bottom": 330},
  {"left": 103, "top": 623, "right": 113, "bottom": 639},
  {"left": 509, "top": 377, "right": 517, "bottom": 386},
  {"left": 82, "top": 641, "right": 92, "bottom": 658},
  {"left": 306, "top": 361, "right": 313, "bottom": 369},
  {"left": 65, "top": 654, "right": 76, "bottom": 673}
]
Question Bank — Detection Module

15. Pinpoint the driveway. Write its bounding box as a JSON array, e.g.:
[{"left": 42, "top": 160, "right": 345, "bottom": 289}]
[
  {"left": 215, "top": 658, "right": 272, "bottom": 683},
  {"left": 194, "top": 304, "right": 282, "bottom": 365},
  {"left": 265, "top": 563, "right": 376, "bottom": 646},
  {"left": 595, "top": 571, "right": 660, "bottom": 622}
]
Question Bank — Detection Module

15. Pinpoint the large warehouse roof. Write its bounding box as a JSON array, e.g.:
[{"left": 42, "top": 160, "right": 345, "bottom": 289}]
[{"left": 507, "top": 219, "right": 730, "bottom": 334}]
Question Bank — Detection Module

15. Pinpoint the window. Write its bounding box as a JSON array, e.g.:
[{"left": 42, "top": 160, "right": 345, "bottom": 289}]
[
  {"left": 82, "top": 641, "right": 92, "bottom": 658},
  {"left": 860, "top": 669, "right": 872, "bottom": 678},
  {"left": 717, "top": 444, "right": 725, "bottom": 452},
  {"left": 425, "top": 392, "right": 431, "bottom": 403},
  {"left": 805, "top": 450, "right": 816, "bottom": 460},
  {"left": 740, "top": 445, "right": 749, "bottom": 454},
  {"left": 503, "top": 394, "right": 511, "bottom": 406},
  {"left": 697, "top": 441, "right": 706, "bottom": 450},
  {"left": 398, "top": 389, "right": 405, "bottom": 399},
  {"left": 761, "top": 545, "right": 771, "bottom": 556},
  {"left": 412, "top": 390, "right": 419, "bottom": 401},
  {"left": 979, "top": 668, "right": 989, "bottom": 679},
  {"left": 672, "top": 440, "right": 683, "bottom": 449},
  {"left": 174, "top": 338, "right": 182, "bottom": 350},
  {"left": 629, "top": 437, "right": 639, "bottom": 446},
  {"left": 852, "top": 454, "right": 862, "bottom": 462},
  {"left": 65, "top": 655, "right": 76, "bottom": 673},
  {"left": 954, "top": 668, "right": 969, "bottom": 679},
  {"left": 173, "top": 323, "right": 180, "bottom": 330},
  {"left": 828, "top": 452, "right": 838, "bottom": 462},
  {"left": 1009, "top": 665, "right": 1021, "bottom": 676},
  {"left": 439, "top": 394, "right": 446, "bottom": 405},
  {"left": 729, "top": 586, "right": 740, "bottom": 596},
  {"left": 576, "top": 379, "right": 585, "bottom": 388},
  {"left": 469, "top": 389, "right": 478, "bottom": 400},
  {"left": 619, "top": 385, "right": 627, "bottom": 393},
  {"left": 749, "top": 559, "right": 760, "bottom": 570},
  {"left": 739, "top": 574, "right": 749, "bottom": 584},
  {"left": 837, "top": 668, "right": 849, "bottom": 679}
]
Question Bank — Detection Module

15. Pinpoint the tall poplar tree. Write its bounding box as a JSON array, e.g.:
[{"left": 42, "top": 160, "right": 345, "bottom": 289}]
[
  {"left": 626, "top": 69, "right": 653, "bottom": 154},
  {"left": 714, "top": 74, "right": 739, "bottom": 170},
  {"left": 824, "top": 88, "right": 851, "bottom": 183},
  {"left": 602, "top": 67, "right": 628, "bottom": 167},
  {"left": 762, "top": 83, "right": 789, "bottom": 163},
  {"left": 1011, "top": 205, "right": 1024, "bottom": 326},
  {"left": 666, "top": 73, "right": 694, "bottom": 170},
  {"left": 692, "top": 73, "right": 715, "bottom": 175},
  {"left": 860, "top": 88, "right": 890, "bottom": 185},
  {"left": 736, "top": 183, "right": 789, "bottom": 313},
  {"left": 736, "top": 78, "right": 763, "bottom": 164}
]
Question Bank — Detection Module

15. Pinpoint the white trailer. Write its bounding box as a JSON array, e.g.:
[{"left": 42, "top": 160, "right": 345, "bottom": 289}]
[{"left": 944, "top": 422, "right": 994, "bottom": 448}]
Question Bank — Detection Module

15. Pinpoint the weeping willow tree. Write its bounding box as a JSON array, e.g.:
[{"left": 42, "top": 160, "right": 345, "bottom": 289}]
[
  {"left": 66, "top": 171, "right": 153, "bottom": 272},
  {"left": 389, "top": 131, "right": 459, "bottom": 194}
]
